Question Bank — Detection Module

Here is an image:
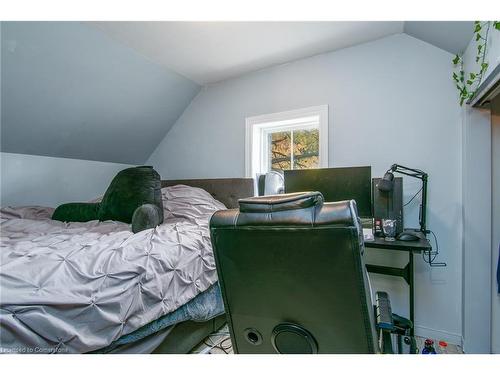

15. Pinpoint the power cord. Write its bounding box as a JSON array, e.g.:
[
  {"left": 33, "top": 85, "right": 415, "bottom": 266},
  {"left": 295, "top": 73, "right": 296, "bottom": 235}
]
[
  {"left": 422, "top": 229, "right": 446, "bottom": 267},
  {"left": 403, "top": 186, "right": 423, "bottom": 207},
  {"left": 201, "top": 328, "right": 233, "bottom": 354},
  {"left": 402, "top": 187, "right": 446, "bottom": 267}
]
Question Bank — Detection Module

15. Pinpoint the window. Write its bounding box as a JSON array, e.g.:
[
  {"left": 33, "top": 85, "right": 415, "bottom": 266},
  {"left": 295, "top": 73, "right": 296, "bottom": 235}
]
[{"left": 245, "top": 105, "right": 328, "bottom": 178}]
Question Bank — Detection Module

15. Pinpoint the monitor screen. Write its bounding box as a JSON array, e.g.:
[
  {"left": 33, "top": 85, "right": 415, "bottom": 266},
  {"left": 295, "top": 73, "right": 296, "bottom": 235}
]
[{"left": 284, "top": 166, "right": 372, "bottom": 217}]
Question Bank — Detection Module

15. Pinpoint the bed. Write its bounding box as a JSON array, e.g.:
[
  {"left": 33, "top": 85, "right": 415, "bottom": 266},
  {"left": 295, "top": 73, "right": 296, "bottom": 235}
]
[{"left": 0, "top": 177, "right": 254, "bottom": 354}]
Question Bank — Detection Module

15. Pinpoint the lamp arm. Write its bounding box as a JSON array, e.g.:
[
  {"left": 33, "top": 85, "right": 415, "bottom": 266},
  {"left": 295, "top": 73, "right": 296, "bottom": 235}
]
[
  {"left": 390, "top": 164, "right": 427, "bottom": 178},
  {"left": 420, "top": 175, "right": 428, "bottom": 234},
  {"left": 389, "top": 163, "right": 428, "bottom": 233},
  {"left": 391, "top": 169, "right": 423, "bottom": 179}
]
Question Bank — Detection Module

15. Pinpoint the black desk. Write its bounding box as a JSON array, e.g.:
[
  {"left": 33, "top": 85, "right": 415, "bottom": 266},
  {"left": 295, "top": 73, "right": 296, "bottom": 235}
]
[{"left": 364, "top": 237, "right": 432, "bottom": 336}]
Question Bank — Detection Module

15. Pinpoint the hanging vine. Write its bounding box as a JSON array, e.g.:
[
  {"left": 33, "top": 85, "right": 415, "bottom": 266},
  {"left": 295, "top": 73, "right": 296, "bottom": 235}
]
[{"left": 452, "top": 21, "right": 500, "bottom": 105}]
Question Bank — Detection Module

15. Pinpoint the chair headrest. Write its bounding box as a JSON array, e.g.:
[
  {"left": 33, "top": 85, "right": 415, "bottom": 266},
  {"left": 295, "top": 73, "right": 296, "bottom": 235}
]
[{"left": 239, "top": 192, "right": 323, "bottom": 213}]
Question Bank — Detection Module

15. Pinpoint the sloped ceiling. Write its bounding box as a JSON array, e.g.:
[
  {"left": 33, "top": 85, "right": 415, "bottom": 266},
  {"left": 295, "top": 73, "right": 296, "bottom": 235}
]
[
  {"left": 89, "top": 21, "right": 474, "bottom": 85},
  {"left": 404, "top": 21, "right": 474, "bottom": 55},
  {"left": 89, "top": 21, "right": 405, "bottom": 84},
  {"left": 1, "top": 22, "right": 200, "bottom": 164},
  {"left": 1, "top": 21, "right": 474, "bottom": 164}
]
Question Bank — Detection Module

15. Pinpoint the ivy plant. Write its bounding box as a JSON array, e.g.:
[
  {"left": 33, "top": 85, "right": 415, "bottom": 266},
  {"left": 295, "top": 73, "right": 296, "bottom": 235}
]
[{"left": 452, "top": 21, "right": 500, "bottom": 105}]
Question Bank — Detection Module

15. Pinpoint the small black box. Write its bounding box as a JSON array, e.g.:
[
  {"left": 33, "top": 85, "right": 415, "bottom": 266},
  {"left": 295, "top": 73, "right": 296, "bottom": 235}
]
[{"left": 372, "top": 177, "right": 404, "bottom": 235}]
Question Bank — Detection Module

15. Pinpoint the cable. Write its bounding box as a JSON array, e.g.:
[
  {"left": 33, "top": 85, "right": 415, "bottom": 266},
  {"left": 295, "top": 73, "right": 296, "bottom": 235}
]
[
  {"left": 219, "top": 337, "right": 233, "bottom": 351},
  {"left": 422, "top": 229, "right": 446, "bottom": 267},
  {"left": 422, "top": 230, "right": 438, "bottom": 263},
  {"left": 403, "top": 186, "right": 423, "bottom": 207},
  {"left": 202, "top": 332, "right": 233, "bottom": 354}
]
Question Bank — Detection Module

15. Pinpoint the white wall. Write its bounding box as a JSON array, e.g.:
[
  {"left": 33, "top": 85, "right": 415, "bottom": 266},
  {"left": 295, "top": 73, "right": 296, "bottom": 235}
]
[
  {"left": 148, "top": 34, "right": 463, "bottom": 343},
  {"left": 490, "top": 96, "right": 500, "bottom": 354},
  {"left": 460, "top": 106, "right": 491, "bottom": 353},
  {"left": 0, "top": 152, "right": 133, "bottom": 207},
  {"left": 460, "top": 26, "right": 500, "bottom": 353}
]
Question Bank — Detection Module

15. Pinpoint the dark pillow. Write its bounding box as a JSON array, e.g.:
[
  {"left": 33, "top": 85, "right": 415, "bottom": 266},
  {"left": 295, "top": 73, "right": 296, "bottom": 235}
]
[
  {"left": 131, "top": 204, "right": 163, "bottom": 234},
  {"left": 98, "top": 166, "right": 163, "bottom": 224},
  {"left": 52, "top": 202, "right": 100, "bottom": 222},
  {"left": 52, "top": 166, "right": 164, "bottom": 233}
]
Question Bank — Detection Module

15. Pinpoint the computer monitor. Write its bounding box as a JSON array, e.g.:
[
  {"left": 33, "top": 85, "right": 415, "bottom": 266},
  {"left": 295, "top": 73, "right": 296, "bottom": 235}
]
[{"left": 284, "top": 166, "right": 372, "bottom": 218}]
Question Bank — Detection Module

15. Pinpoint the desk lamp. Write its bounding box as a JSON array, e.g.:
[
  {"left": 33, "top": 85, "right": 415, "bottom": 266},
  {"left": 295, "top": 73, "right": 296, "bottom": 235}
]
[
  {"left": 378, "top": 164, "right": 428, "bottom": 235},
  {"left": 378, "top": 163, "right": 446, "bottom": 267}
]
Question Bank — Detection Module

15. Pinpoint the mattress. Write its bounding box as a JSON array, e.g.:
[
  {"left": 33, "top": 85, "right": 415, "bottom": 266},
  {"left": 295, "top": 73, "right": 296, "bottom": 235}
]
[
  {"left": 95, "top": 281, "right": 224, "bottom": 353},
  {"left": 0, "top": 185, "right": 225, "bottom": 354}
]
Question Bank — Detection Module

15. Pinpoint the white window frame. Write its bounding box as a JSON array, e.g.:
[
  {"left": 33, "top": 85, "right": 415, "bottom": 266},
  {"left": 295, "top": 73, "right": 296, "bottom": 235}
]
[{"left": 245, "top": 105, "right": 329, "bottom": 178}]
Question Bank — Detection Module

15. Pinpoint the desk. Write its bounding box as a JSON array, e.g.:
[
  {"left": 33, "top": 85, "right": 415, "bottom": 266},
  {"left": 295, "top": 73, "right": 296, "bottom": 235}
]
[{"left": 364, "top": 237, "right": 432, "bottom": 336}]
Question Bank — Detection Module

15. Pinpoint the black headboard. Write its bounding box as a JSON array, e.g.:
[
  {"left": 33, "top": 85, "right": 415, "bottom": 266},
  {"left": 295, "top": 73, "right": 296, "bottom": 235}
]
[{"left": 161, "top": 178, "right": 254, "bottom": 209}]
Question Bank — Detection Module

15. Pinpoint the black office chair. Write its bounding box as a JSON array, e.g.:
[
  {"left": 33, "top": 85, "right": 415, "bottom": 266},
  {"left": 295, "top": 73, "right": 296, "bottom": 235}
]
[
  {"left": 210, "top": 192, "right": 414, "bottom": 354},
  {"left": 257, "top": 171, "right": 285, "bottom": 196}
]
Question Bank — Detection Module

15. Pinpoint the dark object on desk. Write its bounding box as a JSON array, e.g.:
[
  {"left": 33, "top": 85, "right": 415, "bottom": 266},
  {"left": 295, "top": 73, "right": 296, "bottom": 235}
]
[
  {"left": 210, "top": 192, "right": 412, "bottom": 353},
  {"left": 378, "top": 163, "right": 428, "bottom": 233},
  {"left": 372, "top": 177, "right": 404, "bottom": 235},
  {"left": 397, "top": 231, "right": 422, "bottom": 242},
  {"left": 284, "top": 166, "right": 372, "bottom": 217},
  {"left": 379, "top": 163, "right": 446, "bottom": 267}
]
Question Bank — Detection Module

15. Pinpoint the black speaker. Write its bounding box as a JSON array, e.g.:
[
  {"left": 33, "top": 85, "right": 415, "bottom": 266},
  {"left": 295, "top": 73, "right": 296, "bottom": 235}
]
[
  {"left": 272, "top": 323, "right": 318, "bottom": 354},
  {"left": 372, "top": 177, "right": 404, "bottom": 235}
]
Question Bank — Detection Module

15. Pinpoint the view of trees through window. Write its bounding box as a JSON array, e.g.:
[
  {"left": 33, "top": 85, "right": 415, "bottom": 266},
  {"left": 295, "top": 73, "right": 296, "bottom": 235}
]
[{"left": 269, "top": 128, "right": 319, "bottom": 171}]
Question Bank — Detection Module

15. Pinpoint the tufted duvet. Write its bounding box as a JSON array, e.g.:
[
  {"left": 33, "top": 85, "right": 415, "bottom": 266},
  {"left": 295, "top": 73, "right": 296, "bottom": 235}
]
[{"left": 0, "top": 185, "right": 224, "bottom": 353}]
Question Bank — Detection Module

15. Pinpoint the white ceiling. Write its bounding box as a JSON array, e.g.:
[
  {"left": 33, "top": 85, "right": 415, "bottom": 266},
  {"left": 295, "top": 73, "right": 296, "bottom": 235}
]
[
  {"left": 89, "top": 21, "right": 404, "bottom": 84},
  {"left": 89, "top": 21, "right": 474, "bottom": 85}
]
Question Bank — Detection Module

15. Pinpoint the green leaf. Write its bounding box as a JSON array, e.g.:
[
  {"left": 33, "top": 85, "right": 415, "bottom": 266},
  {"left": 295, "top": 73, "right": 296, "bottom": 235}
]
[
  {"left": 476, "top": 56, "right": 480, "bottom": 63},
  {"left": 478, "top": 44, "right": 483, "bottom": 51},
  {"left": 495, "top": 22, "right": 500, "bottom": 30},
  {"left": 467, "top": 80, "right": 473, "bottom": 85},
  {"left": 476, "top": 33, "right": 481, "bottom": 41},
  {"left": 474, "top": 23, "right": 482, "bottom": 32},
  {"left": 452, "top": 55, "right": 460, "bottom": 65},
  {"left": 470, "top": 72, "right": 476, "bottom": 79}
]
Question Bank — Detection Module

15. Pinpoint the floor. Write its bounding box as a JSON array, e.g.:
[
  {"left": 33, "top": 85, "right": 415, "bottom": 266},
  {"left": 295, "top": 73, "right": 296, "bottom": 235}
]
[
  {"left": 191, "top": 325, "right": 234, "bottom": 354},
  {"left": 191, "top": 325, "right": 463, "bottom": 354},
  {"left": 414, "top": 336, "right": 463, "bottom": 354}
]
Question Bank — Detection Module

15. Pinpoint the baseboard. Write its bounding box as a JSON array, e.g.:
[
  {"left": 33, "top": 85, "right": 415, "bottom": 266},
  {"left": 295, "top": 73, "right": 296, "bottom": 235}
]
[{"left": 414, "top": 325, "right": 463, "bottom": 346}]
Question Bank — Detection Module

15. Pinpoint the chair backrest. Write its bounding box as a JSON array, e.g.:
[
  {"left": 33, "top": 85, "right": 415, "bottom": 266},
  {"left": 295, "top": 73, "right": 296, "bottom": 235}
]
[
  {"left": 210, "top": 192, "right": 378, "bottom": 353},
  {"left": 257, "top": 171, "right": 285, "bottom": 196}
]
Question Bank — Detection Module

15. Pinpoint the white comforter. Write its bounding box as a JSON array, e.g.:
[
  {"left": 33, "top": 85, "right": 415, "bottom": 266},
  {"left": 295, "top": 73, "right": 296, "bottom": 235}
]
[{"left": 0, "top": 185, "right": 225, "bottom": 353}]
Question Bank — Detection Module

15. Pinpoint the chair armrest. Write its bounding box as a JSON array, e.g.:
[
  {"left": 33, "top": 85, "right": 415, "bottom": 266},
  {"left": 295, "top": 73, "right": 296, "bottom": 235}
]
[
  {"left": 375, "top": 291, "right": 394, "bottom": 331},
  {"left": 375, "top": 291, "right": 394, "bottom": 354}
]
